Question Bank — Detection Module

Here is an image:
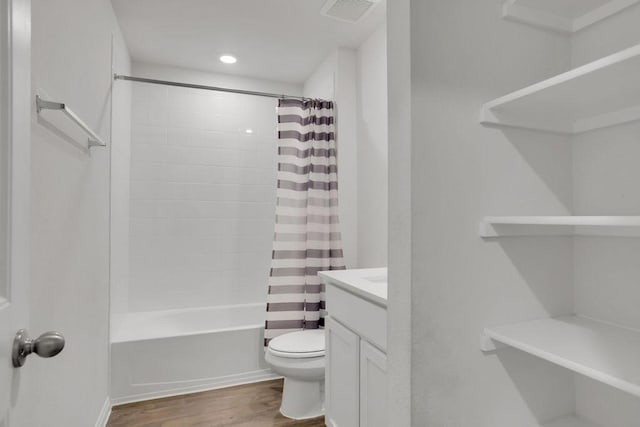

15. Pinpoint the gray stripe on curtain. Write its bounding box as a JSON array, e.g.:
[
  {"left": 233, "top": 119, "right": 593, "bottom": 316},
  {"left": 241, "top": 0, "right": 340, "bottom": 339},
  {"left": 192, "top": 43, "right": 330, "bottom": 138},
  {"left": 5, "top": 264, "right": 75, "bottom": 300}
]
[
  {"left": 276, "top": 197, "right": 339, "bottom": 208},
  {"left": 278, "top": 115, "right": 335, "bottom": 126},
  {"left": 276, "top": 215, "right": 341, "bottom": 225},
  {"left": 277, "top": 180, "right": 339, "bottom": 191},
  {"left": 272, "top": 249, "right": 344, "bottom": 259},
  {"left": 270, "top": 267, "right": 329, "bottom": 277},
  {"left": 278, "top": 131, "right": 336, "bottom": 142},
  {"left": 267, "top": 302, "right": 322, "bottom": 311},
  {"left": 268, "top": 284, "right": 321, "bottom": 294},
  {"left": 273, "top": 232, "right": 343, "bottom": 241},
  {"left": 265, "top": 99, "right": 346, "bottom": 346},
  {"left": 266, "top": 320, "right": 320, "bottom": 329},
  {"left": 279, "top": 98, "right": 333, "bottom": 109},
  {"left": 278, "top": 146, "right": 337, "bottom": 157},
  {"left": 278, "top": 163, "right": 338, "bottom": 174}
]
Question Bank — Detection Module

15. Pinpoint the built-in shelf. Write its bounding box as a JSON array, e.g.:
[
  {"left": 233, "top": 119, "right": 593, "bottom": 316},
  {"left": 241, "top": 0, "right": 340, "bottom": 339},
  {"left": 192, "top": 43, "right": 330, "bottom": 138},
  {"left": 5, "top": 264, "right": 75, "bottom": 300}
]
[
  {"left": 543, "top": 415, "right": 601, "bottom": 427},
  {"left": 503, "top": 0, "right": 640, "bottom": 34},
  {"left": 482, "top": 316, "right": 640, "bottom": 398},
  {"left": 479, "top": 43, "right": 640, "bottom": 134},
  {"left": 480, "top": 216, "right": 640, "bottom": 237}
]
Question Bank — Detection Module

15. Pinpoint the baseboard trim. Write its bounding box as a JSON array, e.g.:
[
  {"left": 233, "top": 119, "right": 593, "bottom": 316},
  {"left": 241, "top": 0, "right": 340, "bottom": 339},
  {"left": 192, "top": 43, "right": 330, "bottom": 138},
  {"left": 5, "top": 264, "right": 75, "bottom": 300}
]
[
  {"left": 95, "top": 396, "right": 112, "bottom": 427},
  {"left": 111, "top": 370, "right": 282, "bottom": 406}
]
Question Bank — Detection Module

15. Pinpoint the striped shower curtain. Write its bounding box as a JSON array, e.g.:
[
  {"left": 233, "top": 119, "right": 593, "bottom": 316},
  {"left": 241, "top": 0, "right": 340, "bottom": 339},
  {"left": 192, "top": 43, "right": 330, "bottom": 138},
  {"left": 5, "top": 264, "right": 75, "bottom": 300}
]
[{"left": 264, "top": 99, "right": 346, "bottom": 345}]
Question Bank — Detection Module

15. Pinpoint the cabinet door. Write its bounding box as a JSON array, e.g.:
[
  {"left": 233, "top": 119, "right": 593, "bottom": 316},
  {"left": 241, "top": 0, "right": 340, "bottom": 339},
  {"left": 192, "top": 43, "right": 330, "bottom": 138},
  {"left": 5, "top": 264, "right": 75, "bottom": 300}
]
[
  {"left": 326, "top": 317, "right": 360, "bottom": 427},
  {"left": 360, "top": 341, "right": 388, "bottom": 427}
]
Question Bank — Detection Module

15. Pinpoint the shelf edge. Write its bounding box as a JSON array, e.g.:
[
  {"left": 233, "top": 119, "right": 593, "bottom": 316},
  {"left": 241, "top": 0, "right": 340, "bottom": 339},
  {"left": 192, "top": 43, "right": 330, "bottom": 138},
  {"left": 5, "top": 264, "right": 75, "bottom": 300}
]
[
  {"left": 502, "top": 0, "right": 640, "bottom": 34},
  {"left": 479, "top": 217, "right": 640, "bottom": 238},
  {"left": 480, "top": 103, "right": 640, "bottom": 135},
  {"left": 482, "top": 317, "right": 640, "bottom": 398},
  {"left": 573, "top": 0, "right": 640, "bottom": 32},
  {"left": 502, "top": 1, "right": 573, "bottom": 34},
  {"left": 479, "top": 42, "right": 640, "bottom": 135},
  {"left": 542, "top": 415, "right": 601, "bottom": 427}
]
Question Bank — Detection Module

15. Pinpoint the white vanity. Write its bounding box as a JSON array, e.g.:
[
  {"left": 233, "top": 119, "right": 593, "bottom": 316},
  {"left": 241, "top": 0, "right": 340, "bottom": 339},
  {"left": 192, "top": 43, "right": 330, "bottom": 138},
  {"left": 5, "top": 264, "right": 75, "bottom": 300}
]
[{"left": 319, "top": 268, "right": 388, "bottom": 427}]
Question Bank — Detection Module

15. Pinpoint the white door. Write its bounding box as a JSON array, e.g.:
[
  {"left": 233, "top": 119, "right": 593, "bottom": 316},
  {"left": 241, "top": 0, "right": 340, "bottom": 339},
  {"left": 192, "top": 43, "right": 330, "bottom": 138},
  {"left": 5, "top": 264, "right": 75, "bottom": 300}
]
[
  {"left": 325, "top": 317, "right": 360, "bottom": 427},
  {"left": 0, "top": 0, "right": 33, "bottom": 425},
  {"left": 360, "top": 341, "right": 387, "bottom": 427}
]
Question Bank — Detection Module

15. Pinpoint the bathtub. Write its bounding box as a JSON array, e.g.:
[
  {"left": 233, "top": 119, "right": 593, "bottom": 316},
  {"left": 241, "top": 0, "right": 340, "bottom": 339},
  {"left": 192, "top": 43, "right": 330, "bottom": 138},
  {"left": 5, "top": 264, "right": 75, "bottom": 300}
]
[{"left": 110, "top": 303, "right": 280, "bottom": 404}]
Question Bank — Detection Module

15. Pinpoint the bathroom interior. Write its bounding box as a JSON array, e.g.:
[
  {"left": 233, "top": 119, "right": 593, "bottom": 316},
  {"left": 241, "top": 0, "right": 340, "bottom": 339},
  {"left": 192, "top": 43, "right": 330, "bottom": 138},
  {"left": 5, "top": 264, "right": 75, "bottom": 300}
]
[
  {"left": 107, "top": 0, "right": 389, "bottom": 421},
  {"left": 3, "top": 0, "right": 640, "bottom": 426}
]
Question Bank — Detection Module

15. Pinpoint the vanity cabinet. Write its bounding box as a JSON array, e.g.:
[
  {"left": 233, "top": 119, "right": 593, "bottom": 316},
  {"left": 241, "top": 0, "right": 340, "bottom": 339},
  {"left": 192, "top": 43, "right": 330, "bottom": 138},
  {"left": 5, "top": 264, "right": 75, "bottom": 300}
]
[
  {"left": 320, "top": 268, "right": 388, "bottom": 427},
  {"left": 325, "top": 317, "right": 388, "bottom": 427},
  {"left": 359, "top": 340, "right": 387, "bottom": 427},
  {"left": 325, "top": 317, "right": 360, "bottom": 427}
]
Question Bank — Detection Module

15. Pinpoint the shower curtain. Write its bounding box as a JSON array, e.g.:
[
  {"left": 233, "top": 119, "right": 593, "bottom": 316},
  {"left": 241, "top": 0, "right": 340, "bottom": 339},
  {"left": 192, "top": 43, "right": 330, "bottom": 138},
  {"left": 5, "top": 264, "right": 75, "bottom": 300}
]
[{"left": 264, "top": 99, "right": 346, "bottom": 345}]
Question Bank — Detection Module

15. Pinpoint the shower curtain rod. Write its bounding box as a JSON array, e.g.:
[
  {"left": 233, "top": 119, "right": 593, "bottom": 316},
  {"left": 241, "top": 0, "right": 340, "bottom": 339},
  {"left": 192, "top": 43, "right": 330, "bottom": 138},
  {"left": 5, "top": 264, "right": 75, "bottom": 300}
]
[{"left": 113, "top": 74, "right": 311, "bottom": 101}]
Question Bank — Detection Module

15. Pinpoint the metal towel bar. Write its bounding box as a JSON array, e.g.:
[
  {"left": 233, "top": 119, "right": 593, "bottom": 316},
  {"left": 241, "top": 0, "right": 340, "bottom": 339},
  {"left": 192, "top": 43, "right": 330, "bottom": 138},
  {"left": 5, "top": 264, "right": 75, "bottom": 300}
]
[{"left": 36, "top": 95, "right": 106, "bottom": 148}]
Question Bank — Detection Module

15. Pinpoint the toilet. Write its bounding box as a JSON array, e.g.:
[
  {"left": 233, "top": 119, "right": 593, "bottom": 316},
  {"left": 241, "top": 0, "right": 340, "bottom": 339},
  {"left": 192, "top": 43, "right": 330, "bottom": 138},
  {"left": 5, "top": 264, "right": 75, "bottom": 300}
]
[{"left": 265, "top": 329, "right": 325, "bottom": 420}]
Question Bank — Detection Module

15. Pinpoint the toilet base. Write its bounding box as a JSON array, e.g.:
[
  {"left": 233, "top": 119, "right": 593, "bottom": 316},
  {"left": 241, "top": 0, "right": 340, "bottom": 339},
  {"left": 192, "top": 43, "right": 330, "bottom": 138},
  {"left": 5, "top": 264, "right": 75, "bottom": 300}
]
[{"left": 279, "top": 377, "right": 325, "bottom": 420}]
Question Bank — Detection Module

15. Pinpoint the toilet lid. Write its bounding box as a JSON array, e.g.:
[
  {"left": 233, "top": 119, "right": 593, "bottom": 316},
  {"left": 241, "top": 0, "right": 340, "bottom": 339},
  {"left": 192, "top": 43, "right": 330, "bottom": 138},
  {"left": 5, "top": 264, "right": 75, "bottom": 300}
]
[{"left": 268, "top": 330, "right": 325, "bottom": 358}]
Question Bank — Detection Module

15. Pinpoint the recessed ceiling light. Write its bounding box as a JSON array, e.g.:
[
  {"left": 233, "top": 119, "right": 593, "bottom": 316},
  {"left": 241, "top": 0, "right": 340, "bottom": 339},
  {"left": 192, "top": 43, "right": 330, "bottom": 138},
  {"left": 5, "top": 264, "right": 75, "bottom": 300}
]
[
  {"left": 220, "top": 55, "right": 237, "bottom": 64},
  {"left": 245, "top": 129, "right": 253, "bottom": 134}
]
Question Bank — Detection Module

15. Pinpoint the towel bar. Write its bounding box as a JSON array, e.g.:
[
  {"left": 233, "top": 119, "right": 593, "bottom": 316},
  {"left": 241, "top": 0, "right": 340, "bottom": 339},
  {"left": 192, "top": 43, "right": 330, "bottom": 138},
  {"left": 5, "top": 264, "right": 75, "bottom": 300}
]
[{"left": 36, "top": 95, "right": 106, "bottom": 148}]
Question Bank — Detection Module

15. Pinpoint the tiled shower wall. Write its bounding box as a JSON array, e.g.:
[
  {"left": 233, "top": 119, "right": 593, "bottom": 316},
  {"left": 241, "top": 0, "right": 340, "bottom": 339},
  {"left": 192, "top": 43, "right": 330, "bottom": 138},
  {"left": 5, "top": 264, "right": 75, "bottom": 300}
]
[{"left": 128, "top": 65, "right": 302, "bottom": 312}]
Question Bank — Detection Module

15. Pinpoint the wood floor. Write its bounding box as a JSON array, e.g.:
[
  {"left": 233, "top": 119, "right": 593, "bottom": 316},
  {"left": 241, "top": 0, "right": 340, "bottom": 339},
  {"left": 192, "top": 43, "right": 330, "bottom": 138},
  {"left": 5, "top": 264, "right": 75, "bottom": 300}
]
[{"left": 106, "top": 379, "right": 325, "bottom": 427}]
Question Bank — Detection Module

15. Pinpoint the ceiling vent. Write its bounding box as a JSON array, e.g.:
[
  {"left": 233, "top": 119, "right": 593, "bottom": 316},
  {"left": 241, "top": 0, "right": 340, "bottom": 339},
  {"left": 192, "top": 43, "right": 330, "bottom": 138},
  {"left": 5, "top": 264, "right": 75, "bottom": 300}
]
[{"left": 321, "top": 0, "right": 379, "bottom": 23}]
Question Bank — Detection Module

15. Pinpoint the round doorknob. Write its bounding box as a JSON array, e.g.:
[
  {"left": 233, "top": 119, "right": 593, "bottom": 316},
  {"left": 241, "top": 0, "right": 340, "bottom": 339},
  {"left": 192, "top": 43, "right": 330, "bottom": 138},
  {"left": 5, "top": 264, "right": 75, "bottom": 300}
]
[{"left": 12, "top": 329, "right": 65, "bottom": 368}]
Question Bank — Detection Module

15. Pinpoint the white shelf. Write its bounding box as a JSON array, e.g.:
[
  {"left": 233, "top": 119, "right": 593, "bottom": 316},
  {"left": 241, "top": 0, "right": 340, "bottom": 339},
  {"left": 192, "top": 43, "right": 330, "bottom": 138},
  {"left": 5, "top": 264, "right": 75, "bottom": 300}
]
[
  {"left": 480, "top": 216, "right": 640, "bottom": 237},
  {"left": 483, "top": 316, "right": 640, "bottom": 398},
  {"left": 480, "top": 43, "right": 640, "bottom": 134},
  {"left": 503, "top": 0, "right": 640, "bottom": 34},
  {"left": 543, "top": 415, "right": 600, "bottom": 427}
]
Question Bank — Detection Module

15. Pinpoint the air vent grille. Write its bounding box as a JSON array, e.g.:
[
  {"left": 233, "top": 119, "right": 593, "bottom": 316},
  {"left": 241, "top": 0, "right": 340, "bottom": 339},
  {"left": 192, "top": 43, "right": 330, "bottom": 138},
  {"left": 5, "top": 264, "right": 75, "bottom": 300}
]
[{"left": 321, "top": 0, "right": 378, "bottom": 23}]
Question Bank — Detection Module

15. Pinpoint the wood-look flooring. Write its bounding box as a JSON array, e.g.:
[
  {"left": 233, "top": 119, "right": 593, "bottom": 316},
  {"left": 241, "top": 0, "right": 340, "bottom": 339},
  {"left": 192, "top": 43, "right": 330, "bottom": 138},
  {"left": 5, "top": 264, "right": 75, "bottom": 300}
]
[{"left": 106, "top": 379, "right": 325, "bottom": 427}]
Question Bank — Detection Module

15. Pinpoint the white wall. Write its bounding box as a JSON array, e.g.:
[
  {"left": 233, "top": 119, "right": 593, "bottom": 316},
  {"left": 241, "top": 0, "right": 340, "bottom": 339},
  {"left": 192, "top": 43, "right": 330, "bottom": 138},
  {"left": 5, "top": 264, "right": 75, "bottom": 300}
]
[
  {"left": 357, "top": 25, "right": 388, "bottom": 268},
  {"left": 303, "top": 49, "right": 359, "bottom": 269},
  {"left": 304, "top": 52, "right": 338, "bottom": 101},
  {"left": 0, "top": 0, "right": 7, "bottom": 301},
  {"left": 29, "top": 0, "right": 130, "bottom": 425},
  {"left": 126, "top": 62, "right": 302, "bottom": 312},
  {"left": 386, "top": 0, "right": 412, "bottom": 423},
  {"left": 397, "top": 1, "right": 575, "bottom": 425},
  {"left": 303, "top": 33, "right": 389, "bottom": 270},
  {"left": 110, "top": 35, "right": 132, "bottom": 336}
]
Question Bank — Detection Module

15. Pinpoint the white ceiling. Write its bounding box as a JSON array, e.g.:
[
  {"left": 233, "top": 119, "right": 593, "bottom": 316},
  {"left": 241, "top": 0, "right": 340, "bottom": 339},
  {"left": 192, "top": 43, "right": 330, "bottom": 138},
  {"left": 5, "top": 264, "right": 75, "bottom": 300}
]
[{"left": 111, "top": 0, "right": 386, "bottom": 84}]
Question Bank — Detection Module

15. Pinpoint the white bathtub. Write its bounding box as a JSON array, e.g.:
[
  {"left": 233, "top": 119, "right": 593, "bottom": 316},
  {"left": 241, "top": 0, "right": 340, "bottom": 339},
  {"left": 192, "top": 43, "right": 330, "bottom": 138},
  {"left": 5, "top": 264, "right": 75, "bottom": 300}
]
[{"left": 110, "top": 303, "right": 280, "bottom": 404}]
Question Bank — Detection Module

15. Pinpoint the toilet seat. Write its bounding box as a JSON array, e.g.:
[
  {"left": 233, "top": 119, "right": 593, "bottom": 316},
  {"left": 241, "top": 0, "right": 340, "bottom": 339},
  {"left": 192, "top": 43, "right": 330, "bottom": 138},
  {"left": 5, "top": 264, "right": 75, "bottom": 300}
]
[{"left": 268, "top": 329, "right": 325, "bottom": 359}]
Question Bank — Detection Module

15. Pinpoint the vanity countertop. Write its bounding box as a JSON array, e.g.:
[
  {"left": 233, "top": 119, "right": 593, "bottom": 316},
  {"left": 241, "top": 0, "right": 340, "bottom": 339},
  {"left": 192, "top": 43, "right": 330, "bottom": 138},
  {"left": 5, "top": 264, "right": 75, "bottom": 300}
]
[{"left": 319, "top": 267, "right": 387, "bottom": 307}]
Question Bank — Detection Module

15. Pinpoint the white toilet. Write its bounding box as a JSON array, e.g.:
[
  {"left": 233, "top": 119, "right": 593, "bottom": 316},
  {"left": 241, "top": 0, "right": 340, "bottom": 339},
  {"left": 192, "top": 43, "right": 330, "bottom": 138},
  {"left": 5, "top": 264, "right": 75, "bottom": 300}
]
[{"left": 265, "top": 329, "right": 325, "bottom": 420}]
